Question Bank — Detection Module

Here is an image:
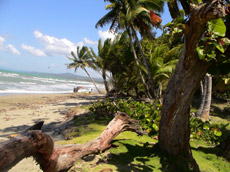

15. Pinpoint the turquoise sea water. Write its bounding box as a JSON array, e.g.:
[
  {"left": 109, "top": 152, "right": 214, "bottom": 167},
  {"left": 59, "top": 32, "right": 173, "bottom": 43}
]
[{"left": 0, "top": 69, "right": 104, "bottom": 95}]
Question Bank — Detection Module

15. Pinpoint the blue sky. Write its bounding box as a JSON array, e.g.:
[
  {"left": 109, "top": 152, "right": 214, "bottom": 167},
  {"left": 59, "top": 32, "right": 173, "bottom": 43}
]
[{"left": 0, "top": 0, "right": 171, "bottom": 77}]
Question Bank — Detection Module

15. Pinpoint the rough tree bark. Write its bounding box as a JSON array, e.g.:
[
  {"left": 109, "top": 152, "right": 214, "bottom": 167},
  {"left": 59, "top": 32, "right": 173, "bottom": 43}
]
[
  {"left": 159, "top": 0, "right": 225, "bottom": 170},
  {"left": 0, "top": 112, "right": 144, "bottom": 172}
]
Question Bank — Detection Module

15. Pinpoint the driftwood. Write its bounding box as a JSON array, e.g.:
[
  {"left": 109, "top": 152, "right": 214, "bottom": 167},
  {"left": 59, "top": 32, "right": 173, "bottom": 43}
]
[{"left": 0, "top": 112, "right": 144, "bottom": 172}]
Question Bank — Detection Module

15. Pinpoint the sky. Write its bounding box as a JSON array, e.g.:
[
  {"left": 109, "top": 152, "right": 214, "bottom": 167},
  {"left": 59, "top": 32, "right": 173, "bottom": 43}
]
[{"left": 0, "top": 0, "right": 171, "bottom": 77}]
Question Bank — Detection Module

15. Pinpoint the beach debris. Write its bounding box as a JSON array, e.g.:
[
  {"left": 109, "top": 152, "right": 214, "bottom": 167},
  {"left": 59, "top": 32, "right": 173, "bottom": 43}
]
[{"left": 73, "top": 86, "right": 84, "bottom": 93}]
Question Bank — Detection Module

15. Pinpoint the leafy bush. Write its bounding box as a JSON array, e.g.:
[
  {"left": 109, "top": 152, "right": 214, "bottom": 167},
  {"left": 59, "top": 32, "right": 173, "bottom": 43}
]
[
  {"left": 89, "top": 98, "right": 161, "bottom": 135},
  {"left": 89, "top": 98, "right": 228, "bottom": 143},
  {"left": 190, "top": 117, "right": 229, "bottom": 144}
]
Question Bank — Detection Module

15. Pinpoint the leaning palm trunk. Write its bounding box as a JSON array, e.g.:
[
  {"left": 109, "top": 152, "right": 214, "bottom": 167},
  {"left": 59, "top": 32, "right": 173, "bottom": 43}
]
[
  {"left": 198, "top": 74, "right": 212, "bottom": 121},
  {"left": 130, "top": 25, "right": 155, "bottom": 98},
  {"left": 83, "top": 67, "right": 101, "bottom": 94},
  {"left": 126, "top": 26, "right": 152, "bottom": 99},
  {"left": 102, "top": 69, "right": 110, "bottom": 94}
]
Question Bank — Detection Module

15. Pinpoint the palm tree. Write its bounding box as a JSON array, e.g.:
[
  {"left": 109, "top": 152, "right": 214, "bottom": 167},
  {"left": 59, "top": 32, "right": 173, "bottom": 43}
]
[
  {"left": 146, "top": 42, "right": 181, "bottom": 100},
  {"left": 96, "top": 0, "right": 164, "bottom": 98},
  {"left": 126, "top": 26, "right": 152, "bottom": 98},
  {"left": 125, "top": 0, "right": 164, "bottom": 97},
  {"left": 96, "top": 0, "right": 151, "bottom": 98},
  {"left": 197, "top": 74, "right": 212, "bottom": 121},
  {"left": 90, "top": 38, "right": 112, "bottom": 94},
  {"left": 66, "top": 46, "right": 101, "bottom": 94}
]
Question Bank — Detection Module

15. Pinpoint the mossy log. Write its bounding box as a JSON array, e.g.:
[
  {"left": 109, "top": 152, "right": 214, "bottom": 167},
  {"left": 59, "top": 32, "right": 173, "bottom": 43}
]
[{"left": 0, "top": 112, "right": 144, "bottom": 172}]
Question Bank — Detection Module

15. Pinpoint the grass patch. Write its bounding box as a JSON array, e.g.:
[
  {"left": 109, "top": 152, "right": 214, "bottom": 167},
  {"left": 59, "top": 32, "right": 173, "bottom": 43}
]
[{"left": 57, "top": 105, "right": 230, "bottom": 172}]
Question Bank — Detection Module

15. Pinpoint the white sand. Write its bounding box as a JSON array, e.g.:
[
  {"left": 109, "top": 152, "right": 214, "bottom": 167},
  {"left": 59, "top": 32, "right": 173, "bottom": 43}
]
[{"left": 0, "top": 93, "right": 104, "bottom": 172}]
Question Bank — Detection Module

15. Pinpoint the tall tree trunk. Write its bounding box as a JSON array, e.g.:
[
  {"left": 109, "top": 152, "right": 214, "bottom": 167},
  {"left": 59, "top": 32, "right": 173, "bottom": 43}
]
[
  {"left": 158, "top": 82, "right": 163, "bottom": 104},
  {"left": 102, "top": 68, "right": 110, "bottom": 94},
  {"left": 197, "top": 79, "right": 206, "bottom": 116},
  {"left": 197, "top": 74, "right": 212, "bottom": 121},
  {"left": 111, "top": 72, "right": 118, "bottom": 94},
  {"left": 126, "top": 26, "right": 152, "bottom": 99},
  {"left": 159, "top": 1, "right": 225, "bottom": 171},
  {"left": 0, "top": 112, "right": 144, "bottom": 172},
  {"left": 83, "top": 67, "right": 101, "bottom": 94},
  {"left": 130, "top": 25, "right": 155, "bottom": 98}
]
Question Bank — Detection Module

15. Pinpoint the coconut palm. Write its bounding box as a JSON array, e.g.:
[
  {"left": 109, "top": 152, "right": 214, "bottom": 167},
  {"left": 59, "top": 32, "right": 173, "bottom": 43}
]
[
  {"left": 146, "top": 43, "right": 181, "bottom": 100},
  {"left": 197, "top": 74, "right": 212, "bottom": 121},
  {"left": 90, "top": 38, "right": 113, "bottom": 94},
  {"left": 66, "top": 46, "right": 101, "bottom": 94},
  {"left": 125, "top": 0, "right": 164, "bottom": 97},
  {"left": 96, "top": 0, "right": 151, "bottom": 98},
  {"left": 96, "top": 0, "right": 164, "bottom": 98}
]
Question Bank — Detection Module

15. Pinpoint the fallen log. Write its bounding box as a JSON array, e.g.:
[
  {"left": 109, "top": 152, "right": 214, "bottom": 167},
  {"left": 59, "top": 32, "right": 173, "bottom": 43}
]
[{"left": 0, "top": 112, "right": 144, "bottom": 172}]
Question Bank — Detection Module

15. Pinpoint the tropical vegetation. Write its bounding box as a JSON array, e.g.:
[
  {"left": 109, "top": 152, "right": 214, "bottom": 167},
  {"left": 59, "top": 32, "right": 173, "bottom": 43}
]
[{"left": 65, "top": 0, "right": 230, "bottom": 171}]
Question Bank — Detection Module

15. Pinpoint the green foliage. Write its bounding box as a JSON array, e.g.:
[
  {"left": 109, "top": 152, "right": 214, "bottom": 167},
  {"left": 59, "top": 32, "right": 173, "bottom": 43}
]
[
  {"left": 90, "top": 98, "right": 229, "bottom": 144},
  {"left": 196, "top": 18, "right": 230, "bottom": 61},
  {"left": 190, "top": 117, "right": 229, "bottom": 144},
  {"left": 89, "top": 98, "right": 161, "bottom": 135},
  {"left": 163, "top": 12, "right": 185, "bottom": 47}
]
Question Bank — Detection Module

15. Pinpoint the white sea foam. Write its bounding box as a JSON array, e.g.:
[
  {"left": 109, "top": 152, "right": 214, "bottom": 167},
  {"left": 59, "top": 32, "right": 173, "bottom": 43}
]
[
  {"left": 0, "top": 72, "right": 19, "bottom": 77},
  {"left": 0, "top": 70, "right": 104, "bottom": 95},
  {"left": 19, "top": 82, "right": 37, "bottom": 85}
]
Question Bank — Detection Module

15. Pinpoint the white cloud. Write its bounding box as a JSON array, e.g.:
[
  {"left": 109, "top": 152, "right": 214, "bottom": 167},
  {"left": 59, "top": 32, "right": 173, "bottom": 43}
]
[
  {"left": 0, "top": 36, "right": 5, "bottom": 46},
  {"left": 21, "top": 44, "right": 46, "bottom": 56},
  {"left": 98, "top": 30, "right": 116, "bottom": 41},
  {"left": 33, "top": 30, "right": 83, "bottom": 56},
  {"left": 5, "top": 44, "right": 21, "bottom": 55},
  {"left": 0, "top": 36, "right": 21, "bottom": 55},
  {"left": 83, "top": 38, "right": 97, "bottom": 45}
]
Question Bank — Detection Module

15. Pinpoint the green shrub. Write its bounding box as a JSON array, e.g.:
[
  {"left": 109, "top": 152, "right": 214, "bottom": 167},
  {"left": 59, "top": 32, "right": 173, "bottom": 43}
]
[
  {"left": 89, "top": 98, "right": 228, "bottom": 143},
  {"left": 89, "top": 98, "right": 161, "bottom": 135},
  {"left": 190, "top": 117, "right": 228, "bottom": 144}
]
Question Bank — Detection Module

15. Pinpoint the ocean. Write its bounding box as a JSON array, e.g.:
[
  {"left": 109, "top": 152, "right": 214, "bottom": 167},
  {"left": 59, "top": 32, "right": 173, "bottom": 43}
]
[{"left": 0, "top": 69, "right": 104, "bottom": 96}]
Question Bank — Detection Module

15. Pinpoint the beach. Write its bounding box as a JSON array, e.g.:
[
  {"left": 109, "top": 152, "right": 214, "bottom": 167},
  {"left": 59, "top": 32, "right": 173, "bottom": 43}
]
[{"left": 0, "top": 92, "right": 104, "bottom": 172}]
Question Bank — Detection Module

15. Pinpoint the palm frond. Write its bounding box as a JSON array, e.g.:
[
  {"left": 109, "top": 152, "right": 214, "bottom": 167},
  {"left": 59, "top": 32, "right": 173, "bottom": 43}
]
[
  {"left": 95, "top": 5, "right": 120, "bottom": 29},
  {"left": 71, "top": 51, "right": 78, "bottom": 60},
  {"left": 139, "top": 0, "right": 164, "bottom": 12}
]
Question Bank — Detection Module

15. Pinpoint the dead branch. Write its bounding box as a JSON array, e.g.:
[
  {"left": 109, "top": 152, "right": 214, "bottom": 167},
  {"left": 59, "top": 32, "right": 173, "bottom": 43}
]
[{"left": 0, "top": 112, "right": 144, "bottom": 172}]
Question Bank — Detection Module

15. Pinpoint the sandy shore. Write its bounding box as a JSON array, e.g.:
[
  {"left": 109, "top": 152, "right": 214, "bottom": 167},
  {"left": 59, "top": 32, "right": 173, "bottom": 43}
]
[{"left": 0, "top": 93, "right": 104, "bottom": 172}]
